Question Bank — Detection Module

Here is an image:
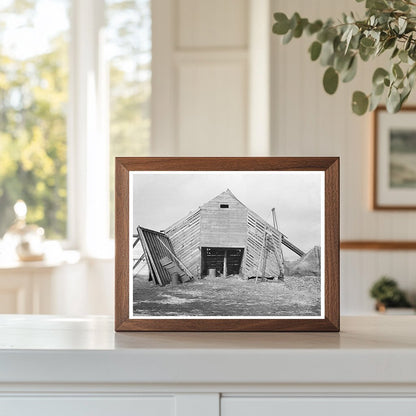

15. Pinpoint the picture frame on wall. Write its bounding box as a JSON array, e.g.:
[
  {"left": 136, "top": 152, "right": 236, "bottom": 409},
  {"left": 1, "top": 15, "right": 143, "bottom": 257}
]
[
  {"left": 374, "top": 106, "right": 416, "bottom": 210},
  {"left": 115, "top": 157, "right": 339, "bottom": 332}
]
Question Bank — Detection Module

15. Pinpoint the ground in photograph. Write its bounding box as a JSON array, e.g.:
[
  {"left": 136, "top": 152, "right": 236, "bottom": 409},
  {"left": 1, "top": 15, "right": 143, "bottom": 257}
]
[{"left": 132, "top": 275, "right": 321, "bottom": 317}]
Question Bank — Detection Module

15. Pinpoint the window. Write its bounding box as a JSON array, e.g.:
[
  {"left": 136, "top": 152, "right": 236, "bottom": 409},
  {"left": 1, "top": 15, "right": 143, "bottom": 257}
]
[
  {"left": 0, "top": 0, "right": 151, "bottom": 252},
  {"left": 106, "top": 0, "right": 151, "bottom": 237},
  {"left": 220, "top": 204, "right": 229, "bottom": 209},
  {"left": 0, "top": 0, "right": 70, "bottom": 239}
]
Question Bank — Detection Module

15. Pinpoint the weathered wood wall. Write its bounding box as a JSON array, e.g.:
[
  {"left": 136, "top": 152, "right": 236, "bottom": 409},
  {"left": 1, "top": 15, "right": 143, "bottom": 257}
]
[
  {"left": 243, "top": 210, "right": 284, "bottom": 278},
  {"left": 138, "top": 227, "right": 179, "bottom": 286},
  {"left": 165, "top": 209, "right": 201, "bottom": 276},
  {"left": 200, "top": 190, "right": 247, "bottom": 248},
  {"left": 165, "top": 190, "right": 285, "bottom": 279}
]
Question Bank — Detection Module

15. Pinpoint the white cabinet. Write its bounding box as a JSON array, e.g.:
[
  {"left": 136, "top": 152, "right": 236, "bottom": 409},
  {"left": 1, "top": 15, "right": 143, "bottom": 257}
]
[
  {"left": 222, "top": 398, "right": 416, "bottom": 416},
  {"left": 0, "top": 316, "right": 416, "bottom": 416},
  {"left": 1, "top": 397, "right": 175, "bottom": 416}
]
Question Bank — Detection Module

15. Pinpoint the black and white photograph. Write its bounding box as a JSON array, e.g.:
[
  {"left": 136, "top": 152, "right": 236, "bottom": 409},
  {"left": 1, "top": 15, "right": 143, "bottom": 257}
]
[{"left": 129, "top": 171, "right": 324, "bottom": 319}]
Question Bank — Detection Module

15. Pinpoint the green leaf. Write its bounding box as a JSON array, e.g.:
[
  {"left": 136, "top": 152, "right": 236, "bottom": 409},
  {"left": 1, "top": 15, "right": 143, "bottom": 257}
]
[
  {"left": 359, "top": 38, "right": 376, "bottom": 61},
  {"left": 399, "top": 49, "right": 408, "bottom": 63},
  {"left": 309, "top": 41, "right": 322, "bottom": 61},
  {"left": 408, "top": 68, "right": 416, "bottom": 88},
  {"left": 317, "top": 30, "right": 328, "bottom": 43},
  {"left": 352, "top": 91, "right": 369, "bottom": 115},
  {"left": 369, "top": 92, "right": 383, "bottom": 111},
  {"left": 400, "top": 87, "right": 411, "bottom": 106},
  {"left": 342, "top": 56, "right": 357, "bottom": 83},
  {"left": 320, "top": 40, "right": 335, "bottom": 66},
  {"left": 372, "top": 68, "right": 389, "bottom": 86},
  {"left": 334, "top": 51, "right": 353, "bottom": 73},
  {"left": 323, "top": 67, "right": 339, "bottom": 94},
  {"left": 374, "top": 82, "right": 385, "bottom": 96},
  {"left": 342, "top": 25, "right": 359, "bottom": 53},
  {"left": 293, "top": 17, "right": 308, "bottom": 38},
  {"left": 290, "top": 12, "right": 301, "bottom": 30},
  {"left": 387, "top": 87, "right": 401, "bottom": 113},
  {"left": 366, "top": 0, "right": 388, "bottom": 10},
  {"left": 360, "top": 37, "right": 375, "bottom": 48},
  {"left": 408, "top": 63, "right": 416, "bottom": 78},
  {"left": 307, "top": 20, "right": 323, "bottom": 35},
  {"left": 349, "top": 32, "right": 361, "bottom": 49},
  {"left": 383, "top": 37, "right": 396, "bottom": 50},
  {"left": 273, "top": 13, "right": 290, "bottom": 35},
  {"left": 359, "top": 46, "right": 374, "bottom": 62},
  {"left": 405, "top": 34, "right": 413, "bottom": 51},
  {"left": 409, "top": 44, "right": 416, "bottom": 61},
  {"left": 282, "top": 29, "right": 293, "bottom": 44},
  {"left": 393, "top": 0, "right": 410, "bottom": 11},
  {"left": 393, "top": 63, "right": 404, "bottom": 79},
  {"left": 398, "top": 17, "right": 407, "bottom": 34},
  {"left": 391, "top": 47, "right": 399, "bottom": 59}
]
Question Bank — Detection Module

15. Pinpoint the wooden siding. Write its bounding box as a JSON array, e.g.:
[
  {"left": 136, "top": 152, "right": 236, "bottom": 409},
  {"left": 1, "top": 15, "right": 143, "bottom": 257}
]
[
  {"left": 200, "top": 190, "right": 247, "bottom": 248},
  {"left": 243, "top": 209, "right": 284, "bottom": 278},
  {"left": 137, "top": 227, "right": 182, "bottom": 286},
  {"left": 165, "top": 209, "right": 201, "bottom": 276},
  {"left": 164, "top": 189, "right": 285, "bottom": 279}
]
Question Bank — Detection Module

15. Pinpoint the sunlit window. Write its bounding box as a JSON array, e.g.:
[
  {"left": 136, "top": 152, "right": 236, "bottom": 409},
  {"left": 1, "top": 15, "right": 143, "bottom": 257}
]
[
  {"left": 106, "top": 0, "right": 151, "bottom": 237},
  {"left": 0, "top": 0, "right": 70, "bottom": 239},
  {"left": 0, "top": 0, "right": 151, "bottom": 245}
]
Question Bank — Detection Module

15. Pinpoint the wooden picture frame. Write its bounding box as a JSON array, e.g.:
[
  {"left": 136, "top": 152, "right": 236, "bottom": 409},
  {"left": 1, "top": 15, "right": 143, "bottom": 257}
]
[
  {"left": 373, "top": 106, "right": 416, "bottom": 210},
  {"left": 115, "top": 157, "right": 339, "bottom": 332}
]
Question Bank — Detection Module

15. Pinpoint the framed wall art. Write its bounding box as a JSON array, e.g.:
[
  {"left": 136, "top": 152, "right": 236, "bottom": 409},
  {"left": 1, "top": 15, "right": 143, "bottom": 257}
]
[
  {"left": 374, "top": 106, "right": 416, "bottom": 210},
  {"left": 115, "top": 157, "right": 339, "bottom": 332}
]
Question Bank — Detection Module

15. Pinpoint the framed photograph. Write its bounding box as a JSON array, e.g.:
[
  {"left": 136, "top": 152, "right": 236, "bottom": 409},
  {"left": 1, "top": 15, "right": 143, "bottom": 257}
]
[
  {"left": 374, "top": 106, "right": 416, "bottom": 209},
  {"left": 115, "top": 157, "right": 339, "bottom": 332}
]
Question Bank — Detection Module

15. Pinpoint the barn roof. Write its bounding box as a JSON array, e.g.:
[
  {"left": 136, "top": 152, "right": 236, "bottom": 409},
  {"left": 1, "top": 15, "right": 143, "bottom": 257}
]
[
  {"left": 165, "top": 188, "right": 284, "bottom": 237},
  {"left": 201, "top": 188, "right": 246, "bottom": 208},
  {"left": 163, "top": 188, "right": 307, "bottom": 257}
]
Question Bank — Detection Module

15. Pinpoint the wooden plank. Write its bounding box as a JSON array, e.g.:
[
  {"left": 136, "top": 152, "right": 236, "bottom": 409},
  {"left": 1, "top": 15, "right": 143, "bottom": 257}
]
[
  {"left": 255, "top": 230, "right": 267, "bottom": 283},
  {"left": 137, "top": 227, "right": 163, "bottom": 286},
  {"left": 340, "top": 241, "right": 416, "bottom": 250},
  {"left": 157, "top": 236, "right": 194, "bottom": 279}
]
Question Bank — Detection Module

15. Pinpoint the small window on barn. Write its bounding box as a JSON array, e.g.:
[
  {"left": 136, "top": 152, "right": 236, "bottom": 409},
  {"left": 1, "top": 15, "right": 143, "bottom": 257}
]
[{"left": 220, "top": 204, "right": 229, "bottom": 208}]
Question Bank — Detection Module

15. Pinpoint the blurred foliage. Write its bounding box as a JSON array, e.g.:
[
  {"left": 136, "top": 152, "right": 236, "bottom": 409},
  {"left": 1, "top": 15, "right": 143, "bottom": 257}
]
[
  {"left": 0, "top": 0, "right": 151, "bottom": 239},
  {"left": 273, "top": 0, "right": 416, "bottom": 115},
  {"left": 0, "top": 1, "right": 69, "bottom": 238},
  {"left": 369, "top": 276, "right": 411, "bottom": 307}
]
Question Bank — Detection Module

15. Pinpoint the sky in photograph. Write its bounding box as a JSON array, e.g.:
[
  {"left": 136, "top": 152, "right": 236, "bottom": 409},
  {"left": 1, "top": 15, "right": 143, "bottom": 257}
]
[{"left": 132, "top": 172, "right": 323, "bottom": 258}]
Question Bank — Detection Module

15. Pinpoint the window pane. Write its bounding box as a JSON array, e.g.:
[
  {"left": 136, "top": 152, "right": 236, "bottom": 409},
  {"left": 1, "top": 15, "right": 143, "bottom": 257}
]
[
  {"left": 0, "top": 0, "right": 70, "bottom": 239},
  {"left": 106, "top": 0, "right": 151, "bottom": 237}
]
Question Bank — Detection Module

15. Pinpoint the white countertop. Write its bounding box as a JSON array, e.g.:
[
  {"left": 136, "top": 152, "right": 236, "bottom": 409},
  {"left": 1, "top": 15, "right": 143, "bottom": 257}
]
[{"left": 0, "top": 315, "right": 415, "bottom": 386}]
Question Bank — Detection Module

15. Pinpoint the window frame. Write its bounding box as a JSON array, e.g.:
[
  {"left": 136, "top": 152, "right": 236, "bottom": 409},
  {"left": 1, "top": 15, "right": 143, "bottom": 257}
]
[
  {"left": 1, "top": 0, "right": 153, "bottom": 257},
  {"left": 67, "top": 0, "right": 111, "bottom": 257}
]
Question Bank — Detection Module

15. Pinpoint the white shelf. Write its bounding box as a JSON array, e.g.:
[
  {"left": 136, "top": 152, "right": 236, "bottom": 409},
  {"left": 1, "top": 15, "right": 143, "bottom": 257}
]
[{"left": 0, "top": 315, "right": 415, "bottom": 386}]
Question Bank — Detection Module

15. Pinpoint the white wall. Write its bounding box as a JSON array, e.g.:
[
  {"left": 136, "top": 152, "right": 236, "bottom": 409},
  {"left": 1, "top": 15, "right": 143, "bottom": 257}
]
[
  {"left": 271, "top": 0, "right": 416, "bottom": 313},
  {"left": 56, "top": 0, "right": 416, "bottom": 317},
  {"left": 152, "top": 0, "right": 258, "bottom": 156}
]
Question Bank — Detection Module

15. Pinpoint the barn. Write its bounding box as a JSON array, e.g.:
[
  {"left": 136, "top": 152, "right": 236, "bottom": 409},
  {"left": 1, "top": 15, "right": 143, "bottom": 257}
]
[{"left": 163, "top": 189, "right": 291, "bottom": 280}]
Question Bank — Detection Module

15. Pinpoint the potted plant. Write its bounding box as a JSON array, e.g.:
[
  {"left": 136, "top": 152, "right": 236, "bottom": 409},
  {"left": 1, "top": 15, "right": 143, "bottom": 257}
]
[
  {"left": 272, "top": 0, "right": 416, "bottom": 115},
  {"left": 369, "top": 276, "right": 413, "bottom": 312}
]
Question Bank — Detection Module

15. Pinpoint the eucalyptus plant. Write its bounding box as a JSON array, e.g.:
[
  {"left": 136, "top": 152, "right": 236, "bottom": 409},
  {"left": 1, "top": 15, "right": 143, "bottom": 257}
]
[{"left": 272, "top": 0, "right": 416, "bottom": 115}]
